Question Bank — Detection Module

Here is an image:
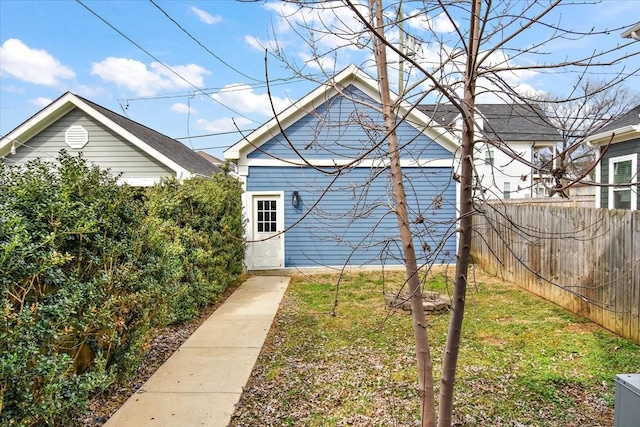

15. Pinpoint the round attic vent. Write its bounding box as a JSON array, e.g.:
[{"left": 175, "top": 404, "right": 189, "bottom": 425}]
[{"left": 65, "top": 125, "right": 89, "bottom": 149}]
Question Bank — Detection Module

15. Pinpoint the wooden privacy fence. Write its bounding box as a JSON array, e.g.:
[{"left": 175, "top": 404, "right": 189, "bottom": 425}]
[{"left": 471, "top": 203, "right": 640, "bottom": 344}]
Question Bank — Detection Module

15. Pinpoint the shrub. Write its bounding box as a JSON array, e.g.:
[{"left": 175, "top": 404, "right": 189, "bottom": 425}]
[
  {"left": 144, "top": 174, "right": 245, "bottom": 323},
  {"left": 0, "top": 152, "right": 245, "bottom": 425},
  {"left": 0, "top": 152, "right": 152, "bottom": 425}
]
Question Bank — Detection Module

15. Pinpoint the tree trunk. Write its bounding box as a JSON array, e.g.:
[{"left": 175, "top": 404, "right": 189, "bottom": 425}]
[
  {"left": 370, "top": 1, "right": 436, "bottom": 425},
  {"left": 438, "top": 1, "right": 481, "bottom": 426}
]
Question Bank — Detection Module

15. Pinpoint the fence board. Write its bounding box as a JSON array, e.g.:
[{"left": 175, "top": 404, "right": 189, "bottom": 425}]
[{"left": 471, "top": 203, "right": 640, "bottom": 344}]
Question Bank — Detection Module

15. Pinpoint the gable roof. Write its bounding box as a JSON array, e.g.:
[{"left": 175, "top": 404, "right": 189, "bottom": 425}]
[
  {"left": 418, "top": 103, "right": 559, "bottom": 143},
  {"left": 622, "top": 21, "right": 640, "bottom": 40},
  {"left": 1, "top": 92, "right": 218, "bottom": 177},
  {"left": 585, "top": 104, "right": 640, "bottom": 145},
  {"left": 224, "top": 65, "right": 458, "bottom": 160}
]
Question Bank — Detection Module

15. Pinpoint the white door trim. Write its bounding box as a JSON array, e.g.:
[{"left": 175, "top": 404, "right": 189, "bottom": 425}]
[{"left": 246, "top": 191, "right": 285, "bottom": 269}]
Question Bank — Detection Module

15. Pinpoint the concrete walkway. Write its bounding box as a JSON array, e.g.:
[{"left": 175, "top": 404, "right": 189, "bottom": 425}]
[{"left": 104, "top": 275, "right": 290, "bottom": 427}]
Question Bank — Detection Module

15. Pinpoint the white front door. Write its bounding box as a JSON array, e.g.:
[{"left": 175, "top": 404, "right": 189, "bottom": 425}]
[{"left": 250, "top": 194, "right": 284, "bottom": 269}]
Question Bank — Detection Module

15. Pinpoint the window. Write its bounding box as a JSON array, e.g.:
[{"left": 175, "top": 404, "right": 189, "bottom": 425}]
[
  {"left": 504, "top": 182, "right": 511, "bottom": 199},
  {"left": 608, "top": 154, "right": 637, "bottom": 210},
  {"left": 256, "top": 200, "right": 277, "bottom": 232},
  {"left": 485, "top": 149, "right": 494, "bottom": 166}
]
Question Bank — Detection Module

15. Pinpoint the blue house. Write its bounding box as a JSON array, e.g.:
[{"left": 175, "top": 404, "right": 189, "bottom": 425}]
[{"left": 225, "top": 65, "right": 460, "bottom": 270}]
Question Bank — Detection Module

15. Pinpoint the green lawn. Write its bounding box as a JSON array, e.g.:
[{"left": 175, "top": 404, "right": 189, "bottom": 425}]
[{"left": 230, "top": 268, "right": 640, "bottom": 426}]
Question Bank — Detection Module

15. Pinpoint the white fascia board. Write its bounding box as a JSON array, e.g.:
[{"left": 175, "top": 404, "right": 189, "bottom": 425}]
[
  {"left": 225, "top": 65, "right": 362, "bottom": 160},
  {"left": 531, "top": 140, "right": 559, "bottom": 148},
  {"left": 622, "top": 22, "right": 640, "bottom": 39},
  {"left": 1, "top": 92, "right": 192, "bottom": 177},
  {"left": 0, "top": 92, "right": 77, "bottom": 155},
  {"left": 398, "top": 106, "right": 459, "bottom": 154},
  {"left": 585, "top": 125, "right": 640, "bottom": 145},
  {"left": 243, "top": 157, "right": 455, "bottom": 168},
  {"left": 225, "top": 64, "right": 458, "bottom": 160}
]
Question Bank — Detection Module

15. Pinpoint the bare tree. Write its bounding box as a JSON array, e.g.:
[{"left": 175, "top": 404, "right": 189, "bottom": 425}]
[
  {"left": 531, "top": 80, "right": 639, "bottom": 196},
  {"left": 242, "top": 1, "right": 640, "bottom": 426}
]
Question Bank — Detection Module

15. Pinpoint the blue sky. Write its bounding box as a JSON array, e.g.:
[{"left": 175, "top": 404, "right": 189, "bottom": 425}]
[{"left": 1, "top": 1, "right": 639, "bottom": 159}]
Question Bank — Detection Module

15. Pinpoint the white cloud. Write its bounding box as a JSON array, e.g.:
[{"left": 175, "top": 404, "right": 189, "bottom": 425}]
[
  {"left": 245, "top": 35, "right": 265, "bottom": 51},
  {"left": 197, "top": 116, "right": 254, "bottom": 133},
  {"left": 190, "top": 6, "right": 222, "bottom": 25},
  {"left": 0, "top": 39, "right": 75, "bottom": 85},
  {"left": 90, "top": 57, "right": 210, "bottom": 96},
  {"left": 261, "top": 2, "right": 365, "bottom": 57},
  {"left": 212, "top": 84, "right": 291, "bottom": 115},
  {"left": 410, "top": 43, "right": 545, "bottom": 103},
  {"left": 30, "top": 97, "right": 52, "bottom": 108},
  {"left": 298, "top": 51, "right": 335, "bottom": 71},
  {"left": 171, "top": 102, "right": 196, "bottom": 114},
  {"left": 407, "top": 10, "right": 457, "bottom": 33},
  {"left": 154, "top": 63, "right": 210, "bottom": 88},
  {"left": 73, "top": 84, "right": 105, "bottom": 99}
]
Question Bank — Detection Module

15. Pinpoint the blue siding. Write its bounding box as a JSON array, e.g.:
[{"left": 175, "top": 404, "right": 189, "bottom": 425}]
[
  {"left": 247, "top": 166, "right": 457, "bottom": 267},
  {"left": 248, "top": 86, "right": 452, "bottom": 162}
]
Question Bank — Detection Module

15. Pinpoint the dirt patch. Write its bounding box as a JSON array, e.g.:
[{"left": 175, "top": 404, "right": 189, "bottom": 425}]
[{"left": 565, "top": 322, "right": 601, "bottom": 334}]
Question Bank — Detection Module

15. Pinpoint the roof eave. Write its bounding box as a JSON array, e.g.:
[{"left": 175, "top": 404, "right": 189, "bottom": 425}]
[
  {"left": 225, "top": 65, "right": 365, "bottom": 160},
  {"left": 1, "top": 92, "right": 76, "bottom": 156},
  {"left": 585, "top": 124, "right": 640, "bottom": 145},
  {"left": 224, "top": 65, "right": 459, "bottom": 160},
  {"left": 1, "top": 93, "right": 192, "bottom": 176},
  {"left": 621, "top": 22, "right": 640, "bottom": 40}
]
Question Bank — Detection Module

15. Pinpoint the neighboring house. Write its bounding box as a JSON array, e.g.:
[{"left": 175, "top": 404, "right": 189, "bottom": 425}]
[
  {"left": 585, "top": 104, "right": 640, "bottom": 210},
  {"left": 621, "top": 21, "right": 640, "bottom": 41},
  {"left": 197, "top": 150, "right": 236, "bottom": 175},
  {"left": 419, "top": 104, "right": 560, "bottom": 199},
  {"left": 196, "top": 150, "right": 224, "bottom": 167},
  {"left": 0, "top": 92, "right": 218, "bottom": 185},
  {"left": 224, "top": 65, "right": 557, "bottom": 270}
]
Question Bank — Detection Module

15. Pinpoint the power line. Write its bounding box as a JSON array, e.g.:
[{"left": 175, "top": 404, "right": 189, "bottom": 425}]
[
  {"left": 74, "top": 0, "right": 260, "bottom": 125},
  {"left": 149, "top": 0, "right": 261, "bottom": 83},
  {"left": 174, "top": 128, "right": 257, "bottom": 140},
  {"left": 117, "top": 77, "right": 300, "bottom": 104}
]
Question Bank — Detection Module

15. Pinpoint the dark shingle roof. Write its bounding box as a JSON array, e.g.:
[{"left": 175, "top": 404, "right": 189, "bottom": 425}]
[
  {"left": 418, "top": 103, "right": 559, "bottom": 142},
  {"left": 76, "top": 94, "right": 219, "bottom": 177},
  {"left": 597, "top": 104, "right": 640, "bottom": 134},
  {"left": 418, "top": 104, "right": 460, "bottom": 129}
]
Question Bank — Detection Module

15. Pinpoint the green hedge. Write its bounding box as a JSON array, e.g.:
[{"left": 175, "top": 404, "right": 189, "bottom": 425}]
[{"left": 0, "top": 152, "right": 244, "bottom": 426}]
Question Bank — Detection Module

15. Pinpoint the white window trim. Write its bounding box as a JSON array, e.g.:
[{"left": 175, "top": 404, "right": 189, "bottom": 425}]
[{"left": 608, "top": 154, "right": 637, "bottom": 210}]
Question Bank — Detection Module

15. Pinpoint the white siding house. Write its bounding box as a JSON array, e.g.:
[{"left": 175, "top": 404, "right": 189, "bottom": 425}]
[{"left": 0, "top": 92, "right": 218, "bottom": 185}]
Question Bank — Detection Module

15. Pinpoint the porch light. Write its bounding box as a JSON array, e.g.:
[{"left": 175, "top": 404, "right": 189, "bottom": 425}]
[{"left": 292, "top": 191, "right": 300, "bottom": 208}]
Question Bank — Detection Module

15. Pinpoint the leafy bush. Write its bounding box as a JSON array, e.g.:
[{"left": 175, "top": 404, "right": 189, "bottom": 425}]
[
  {"left": 144, "top": 174, "right": 245, "bottom": 322},
  {"left": 0, "top": 153, "right": 244, "bottom": 425}
]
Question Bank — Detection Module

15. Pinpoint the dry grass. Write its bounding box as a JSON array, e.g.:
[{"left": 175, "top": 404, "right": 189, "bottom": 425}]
[{"left": 229, "top": 267, "right": 640, "bottom": 426}]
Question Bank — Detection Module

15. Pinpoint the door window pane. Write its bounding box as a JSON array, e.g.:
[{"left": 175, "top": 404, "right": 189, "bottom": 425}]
[{"left": 257, "top": 199, "right": 277, "bottom": 233}]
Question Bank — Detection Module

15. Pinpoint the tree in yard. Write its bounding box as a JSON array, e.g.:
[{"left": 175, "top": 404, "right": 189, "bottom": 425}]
[
  {"left": 246, "top": 1, "right": 640, "bottom": 425},
  {"left": 531, "top": 79, "right": 639, "bottom": 197}
]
